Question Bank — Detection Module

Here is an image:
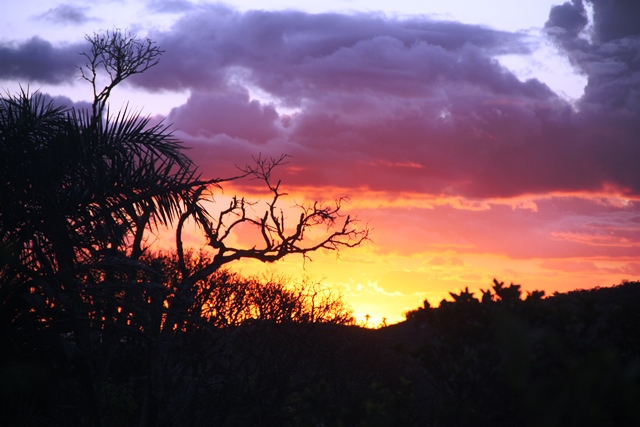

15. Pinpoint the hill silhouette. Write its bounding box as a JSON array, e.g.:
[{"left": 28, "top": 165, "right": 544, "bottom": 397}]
[{"left": 4, "top": 279, "right": 639, "bottom": 426}]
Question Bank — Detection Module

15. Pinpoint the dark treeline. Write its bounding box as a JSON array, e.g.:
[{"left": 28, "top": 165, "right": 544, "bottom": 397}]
[
  {"left": 398, "top": 279, "right": 640, "bottom": 426},
  {"left": 2, "top": 30, "right": 640, "bottom": 426},
  {"left": 3, "top": 261, "right": 640, "bottom": 426},
  {"left": 0, "top": 29, "right": 367, "bottom": 426},
  {"left": 1, "top": 247, "right": 361, "bottom": 426}
]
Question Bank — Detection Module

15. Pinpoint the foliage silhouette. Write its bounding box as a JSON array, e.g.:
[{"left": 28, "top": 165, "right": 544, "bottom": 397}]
[
  {"left": 2, "top": 28, "right": 639, "bottom": 427},
  {"left": 0, "top": 29, "right": 367, "bottom": 426},
  {"left": 404, "top": 279, "right": 640, "bottom": 426}
]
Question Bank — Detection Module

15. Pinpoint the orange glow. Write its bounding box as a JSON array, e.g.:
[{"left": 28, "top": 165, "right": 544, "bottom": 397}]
[
  {"left": 4, "top": 0, "right": 639, "bottom": 331},
  {"left": 148, "top": 183, "right": 640, "bottom": 326}
]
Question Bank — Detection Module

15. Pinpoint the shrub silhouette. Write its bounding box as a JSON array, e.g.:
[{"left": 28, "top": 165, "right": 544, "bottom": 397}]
[
  {"left": 2, "top": 28, "right": 639, "bottom": 426},
  {"left": 403, "top": 279, "right": 640, "bottom": 426},
  {"left": 0, "top": 29, "right": 366, "bottom": 426}
]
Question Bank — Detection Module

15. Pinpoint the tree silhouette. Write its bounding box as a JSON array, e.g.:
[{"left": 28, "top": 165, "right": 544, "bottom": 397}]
[
  {"left": 492, "top": 279, "right": 522, "bottom": 302},
  {"left": 449, "top": 287, "right": 477, "bottom": 304},
  {"left": 0, "top": 29, "right": 367, "bottom": 426},
  {"left": 153, "top": 249, "right": 354, "bottom": 329},
  {"left": 79, "top": 29, "right": 163, "bottom": 121},
  {"left": 0, "top": 27, "right": 367, "bottom": 331}
]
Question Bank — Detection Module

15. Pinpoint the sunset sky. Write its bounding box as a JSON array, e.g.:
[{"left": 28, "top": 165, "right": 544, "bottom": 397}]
[{"left": 2, "top": 0, "right": 639, "bottom": 325}]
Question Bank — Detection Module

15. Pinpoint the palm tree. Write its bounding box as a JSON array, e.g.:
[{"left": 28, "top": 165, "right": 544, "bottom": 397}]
[
  {"left": 0, "top": 32, "right": 208, "bottom": 424},
  {"left": 0, "top": 89, "right": 201, "bottom": 270},
  {"left": 1, "top": 29, "right": 369, "bottom": 425}
]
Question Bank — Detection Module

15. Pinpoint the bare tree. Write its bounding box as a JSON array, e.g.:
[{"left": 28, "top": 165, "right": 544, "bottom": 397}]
[
  {"left": 1, "top": 29, "right": 369, "bottom": 426},
  {"left": 78, "top": 28, "right": 163, "bottom": 120},
  {"left": 72, "top": 29, "right": 369, "bottom": 280},
  {"left": 156, "top": 154, "right": 368, "bottom": 334},
  {"left": 175, "top": 155, "right": 368, "bottom": 282}
]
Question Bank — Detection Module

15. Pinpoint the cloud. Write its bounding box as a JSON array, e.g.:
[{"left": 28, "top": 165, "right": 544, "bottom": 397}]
[
  {"left": 138, "top": 6, "right": 528, "bottom": 94},
  {"left": 0, "top": 37, "right": 82, "bottom": 83},
  {"left": 588, "top": 0, "right": 640, "bottom": 42},
  {"left": 37, "top": 4, "right": 98, "bottom": 25},
  {"left": 167, "top": 86, "right": 282, "bottom": 142},
  {"left": 545, "top": 0, "right": 588, "bottom": 36},
  {"left": 546, "top": 0, "right": 640, "bottom": 110},
  {"left": 42, "top": 93, "right": 93, "bottom": 111},
  {"left": 361, "top": 194, "right": 640, "bottom": 261},
  {"left": 125, "top": 5, "right": 638, "bottom": 199},
  {"left": 2, "top": 4, "right": 639, "bottom": 201},
  {"left": 147, "top": 0, "right": 196, "bottom": 13},
  {"left": 539, "top": 260, "right": 640, "bottom": 277}
]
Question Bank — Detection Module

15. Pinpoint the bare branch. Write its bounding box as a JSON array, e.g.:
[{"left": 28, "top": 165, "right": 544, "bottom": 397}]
[
  {"left": 181, "top": 155, "right": 370, "bottom": 283},
  {"left": 78, "top": 29, "right": 164, "bottom": 121}
]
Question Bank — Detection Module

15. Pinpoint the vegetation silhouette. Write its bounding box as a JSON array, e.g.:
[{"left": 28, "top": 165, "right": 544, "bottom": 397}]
[
  {"left": 2, "top": 29, "right": 639, "bottom": 427},
  {"left": 0, "top": 29, "right": 366, "bottom": 426},
  {"left": 402, "top": 279, "right": 640, "bottom": 426}
]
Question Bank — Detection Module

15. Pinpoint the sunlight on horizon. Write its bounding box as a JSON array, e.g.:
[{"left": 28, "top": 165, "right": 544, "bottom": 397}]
[{"left": 141, "top": 178, "right": 640, "bottom": 327}]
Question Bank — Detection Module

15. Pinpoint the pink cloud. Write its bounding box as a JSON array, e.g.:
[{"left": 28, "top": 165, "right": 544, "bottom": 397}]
[
  {"left": 5, "top": 5, "right": 638, "bottom": 199},
  {"left": 359, "top": 194, "right": 640, "bottom": 261},
  {"left": 167, "top": 87, "right": 281, "bottom": 142}
]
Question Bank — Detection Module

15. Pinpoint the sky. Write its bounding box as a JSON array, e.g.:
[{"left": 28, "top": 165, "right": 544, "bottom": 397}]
[{"left": 2, "top": 0, "right": 640, "bottom": 325}]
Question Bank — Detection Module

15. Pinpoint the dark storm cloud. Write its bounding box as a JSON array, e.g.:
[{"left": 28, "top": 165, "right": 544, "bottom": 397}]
[
  {"left": 546, "top": 0, "right": 640, "bottom": 109},
  {"left": 0, "top": 37, "right": 82, "bottom": 83},
  {"left": 37, "top": 4, "right": 97, "bottom": 25},
  {"left": 545, "top": 0, "right": 587, "bottom": 36},
  {"left": 588, "top": 0, "right": 640, "bottom": 42}
]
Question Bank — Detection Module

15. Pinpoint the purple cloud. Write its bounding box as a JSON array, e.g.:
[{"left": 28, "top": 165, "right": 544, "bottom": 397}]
[
  {"left": 138, "top": 6, "right": 528, "bottom": 96},
  {"left": 546, "top": 0, "right": 640, "bottom": 110},
  {"left": 37, "top": 4, "right": 98, "bottom": 25},
  {"left": 0, "top": 37, "right": 83, "bottom": 83},
  {"left": 167, "top": 87, "right": 282, "bottom": 142},
  {"left": 147, "top": 0, "right": 196, "bottom": 14},
  {"left": 2, "top": 4, "right": 638, "bottom": 200}
]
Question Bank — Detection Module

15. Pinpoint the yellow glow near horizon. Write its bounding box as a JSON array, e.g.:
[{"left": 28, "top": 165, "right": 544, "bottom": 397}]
[{"left": 148, "top": 183, "right": 639, "bottom": 327}]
